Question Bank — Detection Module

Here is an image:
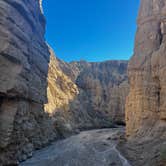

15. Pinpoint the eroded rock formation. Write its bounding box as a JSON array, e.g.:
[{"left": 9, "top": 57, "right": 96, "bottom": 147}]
[
  {"left": 44, "top": 49, "right": 79, "bottom": 137},
  {"left": 44, "top": 49, "right": 79, "bottom": 115},
  {"left": 0, "top": 0, "right": 56, "bottom": 164},
  {"left": 44, "top": 58, "right": 129, "bottom": 134},
  {"left": 126, "top": 0, "right": 166, "bottom": 139},
  {"left": 122, "top": 0, "right": 166, "bottom": 165},
  {"left": 69, "top": 61, "right": 129, "bottom": 129}
]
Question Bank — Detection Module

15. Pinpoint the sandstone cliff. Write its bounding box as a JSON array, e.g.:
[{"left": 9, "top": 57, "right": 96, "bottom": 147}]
[
  {"left": 122, "top": 0, "right": 166, "bottom": 165},
  {"left": 0, "top": 0, "right": 81, "bottom": 163},
  {"left": 44, "top": 49, "right": 79, "bottom": 137},
  {"left": 69, "top": 60, "right": 129, "bottom": 129},
  {"left": 44, "top": 49, "right": 79, "bottom": 115},
  {"left": 0, "top": 0, "right": 57, "bottom": 164},
  {"left": 126, "top": 0, "right": 166, "bottom": 140}
]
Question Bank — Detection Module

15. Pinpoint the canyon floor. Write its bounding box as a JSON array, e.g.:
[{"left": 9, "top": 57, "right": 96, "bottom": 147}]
[{"left": 20, "top": 128, "right": 131, "bottom": 166}]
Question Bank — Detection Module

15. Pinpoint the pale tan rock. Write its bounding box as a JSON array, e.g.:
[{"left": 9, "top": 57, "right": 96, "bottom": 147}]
[
  {"left": 44, "top": 57, "right": 129, "bottom": 132},
  {"left": 65, "top": 61, "right": 129, "bottom": 128},
  {"left": 126, "top": 0, "right": 166, "bottom": 139},
  {"left": 44, "top": 48, "right": 79, "bottom": 115},
  {"left": 123, "top": 0, "right": 166, "bottom": 165}
]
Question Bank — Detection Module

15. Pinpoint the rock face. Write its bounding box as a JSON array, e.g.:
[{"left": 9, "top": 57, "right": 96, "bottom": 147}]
[
  {"left": 123, "top": 0, "right": 166, "bottom": 165},
  {"left": 126, "top": 0, "right": 166, "bottom": 139},
  {"left": 43, "top": 58, "right": 129, "bottom": 137},
  {"left": 68, "top": 61, "right": 129, "bottom": 129},
  {"left": 0, "top": 0, "right": 57, "bottom": 164},
  {"left": 44, "top": 58, "right": 129, "bottom": 135},
  {"left": 44, "top": 49, "right": 79, "bottom": 115},
  {"left": 44, "top": 50, "right": 79, "bottom": 137}
]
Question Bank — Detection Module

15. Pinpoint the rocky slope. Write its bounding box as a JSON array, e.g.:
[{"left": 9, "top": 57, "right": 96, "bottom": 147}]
[{"left": 123, "top": 0, "right": 166, "bottom": 165}]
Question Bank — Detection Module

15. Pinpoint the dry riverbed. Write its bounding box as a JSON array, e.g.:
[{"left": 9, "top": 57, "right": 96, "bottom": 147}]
[{"left": 20, "top": 128, "right": 131, "bottom": 166}]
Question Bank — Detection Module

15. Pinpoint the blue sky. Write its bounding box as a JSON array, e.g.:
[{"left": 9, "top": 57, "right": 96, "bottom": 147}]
[{"left": 43, "top": 0, "right": 140, "bottom": 62}]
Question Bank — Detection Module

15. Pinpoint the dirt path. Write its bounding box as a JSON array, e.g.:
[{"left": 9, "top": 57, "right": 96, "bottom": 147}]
[{"left": 20, "top": 128, "right": 131, "bottom": 166}]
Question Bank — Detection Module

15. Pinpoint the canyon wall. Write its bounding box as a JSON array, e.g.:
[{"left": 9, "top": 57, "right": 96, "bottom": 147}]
[
  {"left": 0, "top": 1, "right": 80, "bottom": 164},
  {"left": 122, "top": 0, "right": 166, "bottom": 165},
  {"left": 44, "top": 58, "right": 129, "bottom": 134},
  {"left": 44, "top": 50, "right": 79, "bottom": 137},
  {"left": 0, "top": 0, "right": 57, "bottom": 164},
  {"left": 126, "top": 0, "right": 166, "bottom": 139},
  {"left": 68, "top": 61, "right": 129, "bottom": 129}
]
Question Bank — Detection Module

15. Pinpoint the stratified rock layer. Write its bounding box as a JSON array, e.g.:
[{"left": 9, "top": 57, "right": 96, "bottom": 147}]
[
  {"left": 44, "top": 49, "right": 79, "bottom": 115},
  {"left": 44, "top": 50, "right": 79, "bottom": 137},
  {"left": 126, "top": 0, "right": 166, "bottom": 139},
  {"left": 54, "top": 60, "right": 129, "bottom": 130},
  {"left": 123, "top": 0, "right": 166, "bottom": 165},
  {"left": 0, "top": 0, "right": 56, "bottom": 164},
  {"left": 44, "top": 58, "right": 129, "bottom": 137}
]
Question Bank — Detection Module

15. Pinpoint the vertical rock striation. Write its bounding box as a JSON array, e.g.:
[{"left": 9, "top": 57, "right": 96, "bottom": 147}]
[
  {"left": 44, "top": 49, "right": 79, "bottom": 137},
  {"left": 122, "top": 0, "right": 166, "bottom": 165},
  {"left": 126, "top": 0, "right": 166, "bottom": 139},
  {"left": 44, "top": 58, "right": 129, "bottom": 135},
  {"left": 60, "top": 60, "right": 129, "bottom": 129},
  {"left": 0, "top": 0, "right": 56, "bottom": 164},
  {"left": 44, "top": 49, "right": 79, "bottom": 115}
]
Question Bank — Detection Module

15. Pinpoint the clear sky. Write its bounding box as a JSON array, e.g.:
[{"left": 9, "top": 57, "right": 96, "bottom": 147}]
[{"left": 43, "top": 0, "right": 140, "bottom": 62}]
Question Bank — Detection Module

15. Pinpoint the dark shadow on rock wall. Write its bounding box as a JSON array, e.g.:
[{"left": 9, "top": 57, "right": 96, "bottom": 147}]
[{"left": 0, "top": 0, "right": 56, "bottom": 164}]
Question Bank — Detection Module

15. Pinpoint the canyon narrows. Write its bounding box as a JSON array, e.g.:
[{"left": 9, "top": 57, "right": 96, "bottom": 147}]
[
  {"left": 0, "top": 0, "right": 166, "bottom": 166},
  {"left": 0, "top": 0, "right": 129, "bottom": 165}
]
